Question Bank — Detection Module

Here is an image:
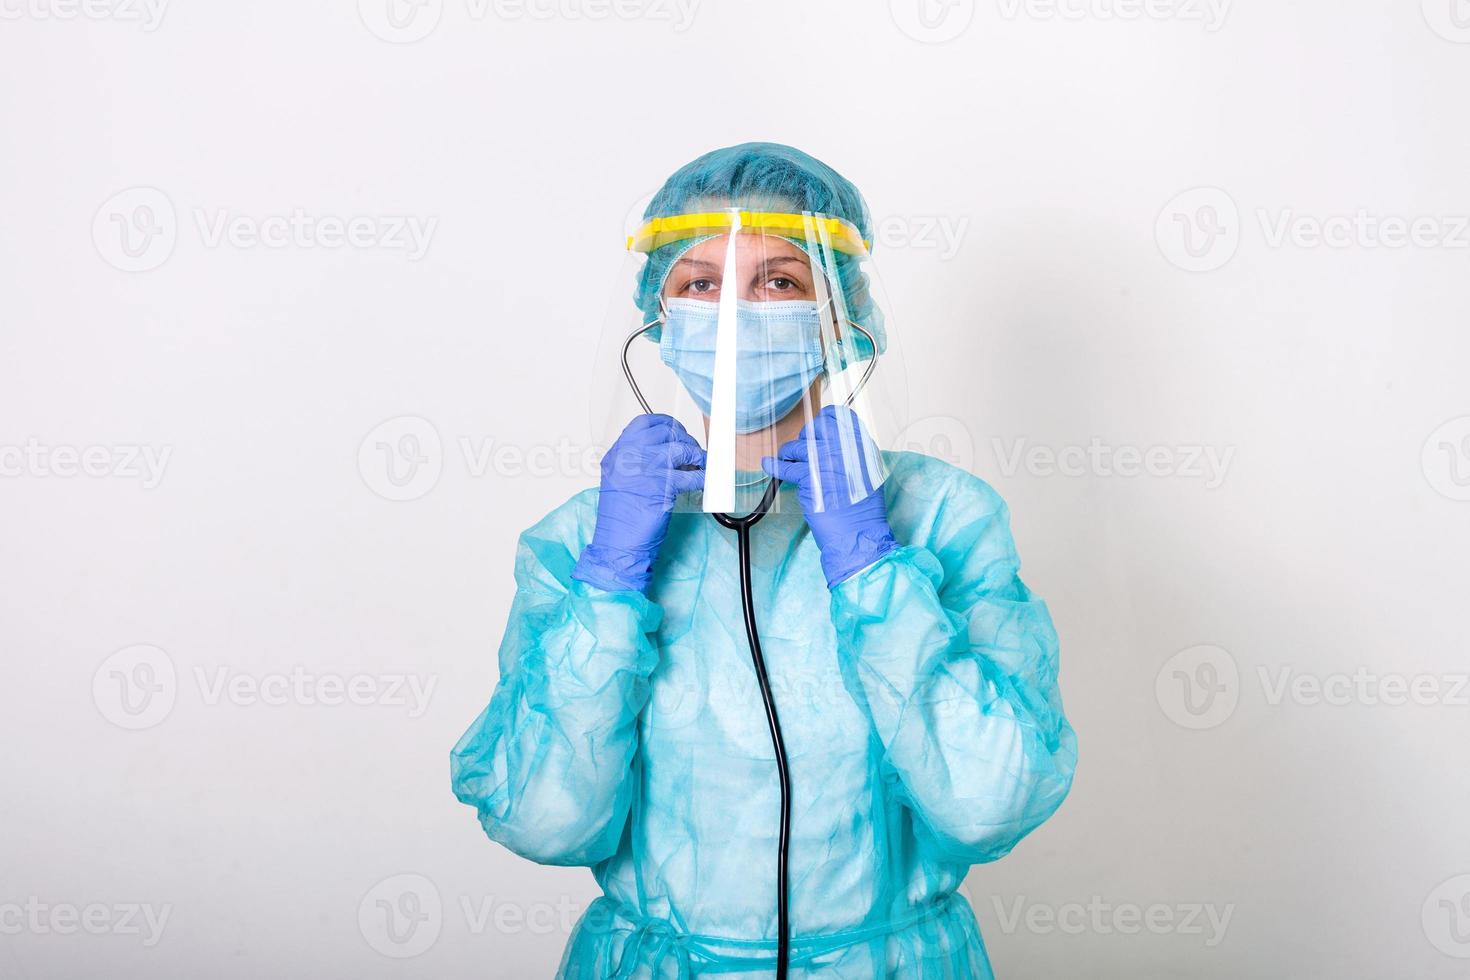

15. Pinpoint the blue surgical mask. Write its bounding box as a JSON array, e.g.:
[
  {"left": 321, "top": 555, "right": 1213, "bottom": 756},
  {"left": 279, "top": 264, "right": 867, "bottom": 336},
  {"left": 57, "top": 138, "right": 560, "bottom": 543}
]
[{"left": 660, "top": 298, "right": 827, "bottom": 434}]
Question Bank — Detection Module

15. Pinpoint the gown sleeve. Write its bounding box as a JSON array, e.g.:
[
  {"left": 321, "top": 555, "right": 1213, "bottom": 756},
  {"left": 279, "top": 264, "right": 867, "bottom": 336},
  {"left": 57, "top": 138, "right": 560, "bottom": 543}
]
[
  {"left": 829, "top": 464, "right": 1077, "bottom": 865},
  {"left": 450, "top": 491, "right": 662, "bottom": 867}
]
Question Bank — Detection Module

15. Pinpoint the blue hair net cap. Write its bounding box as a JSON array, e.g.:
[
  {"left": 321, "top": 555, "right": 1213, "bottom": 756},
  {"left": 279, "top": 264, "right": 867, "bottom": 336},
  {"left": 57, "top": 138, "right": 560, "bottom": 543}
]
[{"left": 634, "top": 142, "right": 886, "bottom": 360}]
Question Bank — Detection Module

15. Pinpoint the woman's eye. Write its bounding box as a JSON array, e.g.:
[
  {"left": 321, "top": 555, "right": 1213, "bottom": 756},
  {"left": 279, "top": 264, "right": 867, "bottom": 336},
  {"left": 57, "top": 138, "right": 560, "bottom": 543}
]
[
  {"left": 766, "top": 277, "right": 796, "bottom": 291},
  {"left": 689, "top": 278, "right": 717, "bottom": 294}
]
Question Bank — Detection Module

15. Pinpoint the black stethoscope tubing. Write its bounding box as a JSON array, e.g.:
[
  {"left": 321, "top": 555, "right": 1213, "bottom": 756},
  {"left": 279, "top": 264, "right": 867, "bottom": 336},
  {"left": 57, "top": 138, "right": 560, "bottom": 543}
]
[{"left": 618, "top": 310, "right": 878, "bottom": 979}]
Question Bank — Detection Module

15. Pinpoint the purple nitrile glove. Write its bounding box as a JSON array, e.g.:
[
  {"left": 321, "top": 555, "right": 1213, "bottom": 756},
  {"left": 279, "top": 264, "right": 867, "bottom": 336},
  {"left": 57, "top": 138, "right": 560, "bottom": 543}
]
[
  {"left": 572, "top": 414, "right": 706, "bottom": 594},
  {"left": 762, "top": 406, "right": 897, "bottom": 587}
]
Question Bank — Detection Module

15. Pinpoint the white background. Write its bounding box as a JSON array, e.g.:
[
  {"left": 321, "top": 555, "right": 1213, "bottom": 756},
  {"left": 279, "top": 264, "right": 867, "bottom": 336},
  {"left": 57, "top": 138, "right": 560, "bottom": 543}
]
[{"left": 3, "top": 0, "right": 1469, "bottom": 977}]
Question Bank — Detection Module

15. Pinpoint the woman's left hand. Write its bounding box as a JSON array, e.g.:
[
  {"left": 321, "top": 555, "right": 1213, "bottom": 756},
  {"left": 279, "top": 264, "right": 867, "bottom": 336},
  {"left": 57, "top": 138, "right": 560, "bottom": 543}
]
[{"left": 762, "top": 406, "right": 898, "bottom": 587}]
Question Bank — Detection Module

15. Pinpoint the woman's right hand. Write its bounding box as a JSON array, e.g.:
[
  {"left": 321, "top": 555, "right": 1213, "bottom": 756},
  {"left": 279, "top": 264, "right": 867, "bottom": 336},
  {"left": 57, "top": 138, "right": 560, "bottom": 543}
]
[{"left": 570, "top": 414, "right": 706, "bottom": 594}]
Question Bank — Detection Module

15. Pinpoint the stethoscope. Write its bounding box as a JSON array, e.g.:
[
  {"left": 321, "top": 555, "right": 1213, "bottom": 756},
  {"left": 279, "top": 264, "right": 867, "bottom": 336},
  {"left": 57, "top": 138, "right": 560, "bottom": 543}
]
[{"left": 620, "top": 306, "right": 879, "bottom": 980}]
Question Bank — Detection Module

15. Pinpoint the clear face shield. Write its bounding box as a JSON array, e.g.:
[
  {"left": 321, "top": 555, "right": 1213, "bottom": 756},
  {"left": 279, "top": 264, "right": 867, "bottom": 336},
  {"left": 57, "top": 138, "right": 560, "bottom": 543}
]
[{"left": 592, "top": 208, "right": 907, "bottom": 516}]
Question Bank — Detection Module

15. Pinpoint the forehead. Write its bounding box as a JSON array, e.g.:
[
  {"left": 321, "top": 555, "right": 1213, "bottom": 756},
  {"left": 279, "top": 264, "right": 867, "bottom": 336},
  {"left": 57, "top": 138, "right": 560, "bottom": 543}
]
[{"left": 676, "top": 234, "right": 810, "bottom": 266}]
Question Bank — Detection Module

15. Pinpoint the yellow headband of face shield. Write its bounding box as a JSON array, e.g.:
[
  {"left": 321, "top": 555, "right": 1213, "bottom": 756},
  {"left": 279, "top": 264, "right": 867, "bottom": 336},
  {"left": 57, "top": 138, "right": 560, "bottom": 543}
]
[{"left": 627, "top": 211, "right": 871, "bottom": 256}]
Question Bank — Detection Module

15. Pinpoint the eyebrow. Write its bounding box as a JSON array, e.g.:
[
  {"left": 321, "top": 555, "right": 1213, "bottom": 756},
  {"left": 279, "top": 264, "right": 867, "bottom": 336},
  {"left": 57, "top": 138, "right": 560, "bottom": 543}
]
[
  {"left": 669, "top": 257, "right": 723, "bottom": 272},
  {"left": 670, "top": 255, "right": 810, "bottom": 272}
]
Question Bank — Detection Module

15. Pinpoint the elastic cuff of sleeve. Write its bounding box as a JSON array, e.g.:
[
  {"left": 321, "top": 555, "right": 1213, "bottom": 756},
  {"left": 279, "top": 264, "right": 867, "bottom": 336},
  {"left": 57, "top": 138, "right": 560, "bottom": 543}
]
[
  {"left": 572, "top": 544, "right": 658, "bottom": 594},
  {"left": 565, "top": 577, "right": 664, "bottom": 639},
  {"left": 823, "top": 535, "right": 900, "bottom": 588}
]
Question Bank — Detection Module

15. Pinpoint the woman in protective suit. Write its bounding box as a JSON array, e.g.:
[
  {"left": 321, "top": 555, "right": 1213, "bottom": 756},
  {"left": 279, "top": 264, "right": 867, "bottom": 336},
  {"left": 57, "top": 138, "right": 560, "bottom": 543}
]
[{"left": 452, "top": 142, "right": 1076, "bottom": 978}]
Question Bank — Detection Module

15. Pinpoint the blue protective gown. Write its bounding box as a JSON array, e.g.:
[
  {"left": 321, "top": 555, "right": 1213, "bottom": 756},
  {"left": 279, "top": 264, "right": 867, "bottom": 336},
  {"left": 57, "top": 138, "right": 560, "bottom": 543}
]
[{"left": 452, "top": 451, "right": 1076, "bottom": 978}]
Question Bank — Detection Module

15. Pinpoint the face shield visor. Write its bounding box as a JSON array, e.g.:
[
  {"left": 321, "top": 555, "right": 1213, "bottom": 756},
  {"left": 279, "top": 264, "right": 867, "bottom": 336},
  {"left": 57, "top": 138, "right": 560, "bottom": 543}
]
[{"left": 592, "top": 208, "right": 907, "bottom": 516}]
